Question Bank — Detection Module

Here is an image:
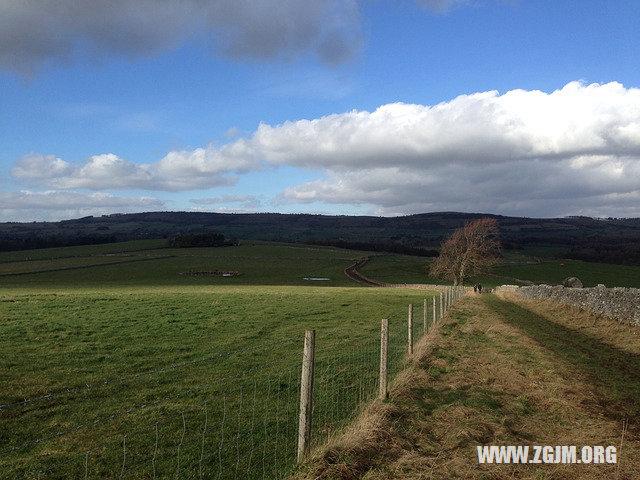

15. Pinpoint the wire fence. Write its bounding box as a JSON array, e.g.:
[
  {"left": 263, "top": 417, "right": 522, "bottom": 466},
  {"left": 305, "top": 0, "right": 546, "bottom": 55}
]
[{"left": 1, "top": 287, "right": 466, "bottom": 479}]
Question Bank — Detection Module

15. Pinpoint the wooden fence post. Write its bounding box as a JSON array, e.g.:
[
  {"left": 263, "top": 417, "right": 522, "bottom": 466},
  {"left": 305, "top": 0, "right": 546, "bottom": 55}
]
[
  {"left": 297, "top": 330, "right": 315, "bottom": 463},
  {"left": 432, "top": 297, "right": 436, "bottom": 326},
  {"left": 407, "top": 304, "right": 413, "bottom": 355},
  {"left": 423, "top": 298, "right": 427, "bottom": 333},
  {"left": 440, "top": 292, "right": 443, "bottom": 318},
  {"left": 379, "top": 319, "right": 388, "bottom": 399}
]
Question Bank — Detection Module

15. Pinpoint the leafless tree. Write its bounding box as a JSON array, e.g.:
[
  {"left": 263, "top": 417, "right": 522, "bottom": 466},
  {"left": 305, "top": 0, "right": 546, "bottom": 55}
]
[{"left": 429, "top": 218, "right": 501, "bottom": 285}]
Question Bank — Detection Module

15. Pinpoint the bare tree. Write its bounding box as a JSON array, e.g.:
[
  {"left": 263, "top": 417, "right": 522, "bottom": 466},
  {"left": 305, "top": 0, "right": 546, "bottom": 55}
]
[{"left": 429, "top": 218, "right": 501, "bottom": 285}]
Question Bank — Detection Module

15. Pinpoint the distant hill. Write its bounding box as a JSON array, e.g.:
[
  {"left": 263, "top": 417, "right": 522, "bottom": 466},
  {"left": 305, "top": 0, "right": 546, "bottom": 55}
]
[{"left": 3, "top": 211, "right": 640, "bottom": 264}]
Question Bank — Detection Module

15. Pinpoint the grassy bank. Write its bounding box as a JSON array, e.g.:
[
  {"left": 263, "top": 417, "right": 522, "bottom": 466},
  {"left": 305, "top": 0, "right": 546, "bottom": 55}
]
[{"left": 293, "top": 295, "right": 640, "bottom": 479}]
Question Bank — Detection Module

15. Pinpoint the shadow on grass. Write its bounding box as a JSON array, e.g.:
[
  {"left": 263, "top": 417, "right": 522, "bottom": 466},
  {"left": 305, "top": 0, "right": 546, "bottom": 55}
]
[{"left": 484, "top": 295, "right": 640, "bottom": 429}]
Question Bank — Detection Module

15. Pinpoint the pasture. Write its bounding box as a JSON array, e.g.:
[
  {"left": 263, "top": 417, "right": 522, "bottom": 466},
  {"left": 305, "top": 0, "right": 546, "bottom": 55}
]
[
  {"left": 0, "top": 241, "right": 437, "bottom": 479},
  {"left": 4, "top": 238, "right": 640, "bottom": 478},
  {"left": 0, "top": 241, "right": 367, "bottom": 288},
  {"left": 360, "top": 252, "right": 640, "bottom": 288}
]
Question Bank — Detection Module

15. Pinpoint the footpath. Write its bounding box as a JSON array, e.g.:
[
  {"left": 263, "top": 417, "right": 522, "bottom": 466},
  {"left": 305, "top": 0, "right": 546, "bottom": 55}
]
[{"left": 292, "top": 294, "right": 640, "bottom": 480}]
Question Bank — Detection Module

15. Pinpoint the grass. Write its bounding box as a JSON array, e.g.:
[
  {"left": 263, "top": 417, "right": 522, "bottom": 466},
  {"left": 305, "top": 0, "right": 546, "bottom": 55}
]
[
  {"left": 6, "top": 239, "right": 640, "bottom": 289},
  {"left": 0, "top": 241, "right": 368, "bottom": 288},
  {"left": 505, "top": 295, "right": 640, "bottom": 356},
  {"left": 294, "top": 295, "right": 640, "bottom": 479},
  {"left": 0, "top": 239, "right": 167, "bottom": 263},
  {"left": 360, "top": 252, "right": 640, "bottom": 288},
  {"left": 491, "top": 258, "right": 640, "bottom": 287},
  {"left": 4, "top": 238, "right": 640, "bottom": 478},
  {"left": 484, "top": 295, "right": 640, "bottom": 428},
  {"left": 0, "top": 239, "right": 440, "bottom": 479}
]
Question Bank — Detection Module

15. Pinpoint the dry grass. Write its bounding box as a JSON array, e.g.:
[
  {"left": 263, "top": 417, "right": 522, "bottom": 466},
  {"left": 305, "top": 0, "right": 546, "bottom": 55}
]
[
  {"left": 290, "top": 296, "right": 640, "bottom": 480},
  {"left": 289, "top": 328, "right": 442, "bottom": 480},
  {"left": 499, "top": 292, "right": 640, "bottom": 356}
]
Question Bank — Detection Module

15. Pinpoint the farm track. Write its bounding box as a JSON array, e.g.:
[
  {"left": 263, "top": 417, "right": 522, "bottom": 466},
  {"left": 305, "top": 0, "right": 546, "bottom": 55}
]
[{"left": 344, "top": 256, "right": 385, "bottom": 286}]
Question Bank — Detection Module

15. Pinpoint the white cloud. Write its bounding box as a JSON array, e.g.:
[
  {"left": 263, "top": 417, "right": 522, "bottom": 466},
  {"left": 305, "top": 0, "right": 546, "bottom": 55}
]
[
  {"left": 264, "top": 80, "right": 640, "bottom": 217},
  {"left": 250, "top": 82, "right": 640, "bottom": 169},
  {"left": 12, "top": 154, "right": 72, "bottom": 179},
  {"left": 13, "top": 145, "right": 258, "bottom": 191},
  {"left": 190, "top": 194, "right": 260, "bottom": 209},
  {"left": 12, "top": 81, "right": 640, "bottom": 217},
  {"left": 0, "top": 190, "right": 164, "bottom": 222},
  {"left": 0, "top": 0, "right": 361, "bottom": 75}
]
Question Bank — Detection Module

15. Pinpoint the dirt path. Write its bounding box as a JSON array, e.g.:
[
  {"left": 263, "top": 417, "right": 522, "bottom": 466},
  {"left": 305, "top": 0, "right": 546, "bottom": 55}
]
[
  {"left": 344, "top": 257, "right": 385, "bottom": 286},
  {"left": 343, "top": 256, "right": 448, "bottom": 291},
  {"left": 293, "top": 295, "right": 640, "bottom": 479}
]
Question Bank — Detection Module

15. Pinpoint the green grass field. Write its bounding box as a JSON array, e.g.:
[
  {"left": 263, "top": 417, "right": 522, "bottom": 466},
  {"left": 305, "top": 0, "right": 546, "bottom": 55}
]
[
  {"left": 360, "top": 253, "right": 640, "bottom": 288},
  {"left": 0, "top": 241, "right": 439, "bottom": 479},
  {"left": 4, "top": 238, "right": 640, "bottom": 479},
  {"left": 0, "top": 241, "right": 368, "bottom": 289}
]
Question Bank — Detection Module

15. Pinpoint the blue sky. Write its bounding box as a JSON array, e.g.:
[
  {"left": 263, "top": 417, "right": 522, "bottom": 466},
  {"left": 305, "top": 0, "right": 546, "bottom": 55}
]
[{"left": 1, "top": 0, "right": 640, "bottom": 220}]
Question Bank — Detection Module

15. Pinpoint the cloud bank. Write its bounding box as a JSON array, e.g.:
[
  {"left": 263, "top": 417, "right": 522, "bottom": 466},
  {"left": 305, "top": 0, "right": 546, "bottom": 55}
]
[
  {"left": 0, "top": 0, "right": 493, "bottom": 74},
  {"left": 0, "top": 190, "right": 163, "bottom": 222},
  {"left": 0, "top": 0, "right": 361, "bottom": 74},
  {"left": 190, "top": 194, "right": 260, "bottom": 209},
  {"left": 13, "top": 144, "right": 258, "bottom": 191},
  {"left": 12, "top": 81, "right": 640, "bottom": 217},
  {"left": 274, "top": 81, "right": 640, "bottom": 216}
]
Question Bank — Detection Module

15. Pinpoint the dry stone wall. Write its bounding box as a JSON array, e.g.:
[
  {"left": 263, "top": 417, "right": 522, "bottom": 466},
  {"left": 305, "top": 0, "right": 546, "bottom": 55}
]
[{"left": 496, "top": 284, "right": 640, "bottom": 326}]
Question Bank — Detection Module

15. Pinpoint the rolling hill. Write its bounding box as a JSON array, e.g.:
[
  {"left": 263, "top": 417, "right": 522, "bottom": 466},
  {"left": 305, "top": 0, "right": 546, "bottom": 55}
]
[{"left": 3, "top": 211, "right": 640, "bottom": 265}]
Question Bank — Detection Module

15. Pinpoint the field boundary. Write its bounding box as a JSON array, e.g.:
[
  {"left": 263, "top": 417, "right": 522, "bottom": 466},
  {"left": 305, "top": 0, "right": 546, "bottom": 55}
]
[
  {"left": 496, "top": 284, "right": 640, "bottom": 326},
  {"left": 0, "top": 255, "right": 176, "bottom": 277}
]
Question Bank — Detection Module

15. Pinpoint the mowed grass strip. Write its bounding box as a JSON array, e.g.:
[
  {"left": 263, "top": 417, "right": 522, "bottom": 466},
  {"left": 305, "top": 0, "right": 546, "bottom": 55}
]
[
  {"left": 293, "top": 295, "right": 639, "bottom": 479},
  {"left": 0, "top": 285, "right": 435, "bottom": 479}
]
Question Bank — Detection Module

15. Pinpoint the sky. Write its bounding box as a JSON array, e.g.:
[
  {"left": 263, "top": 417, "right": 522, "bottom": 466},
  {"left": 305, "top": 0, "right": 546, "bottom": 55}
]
[{"left": 1, "top": 0, "right": 640, "bottom": 221}]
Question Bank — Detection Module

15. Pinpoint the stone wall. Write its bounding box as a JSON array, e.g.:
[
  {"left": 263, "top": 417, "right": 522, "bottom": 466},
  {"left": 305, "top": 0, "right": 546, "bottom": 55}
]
[{"left": 495, "top": 284, "right": 640, "bottom": 326}]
